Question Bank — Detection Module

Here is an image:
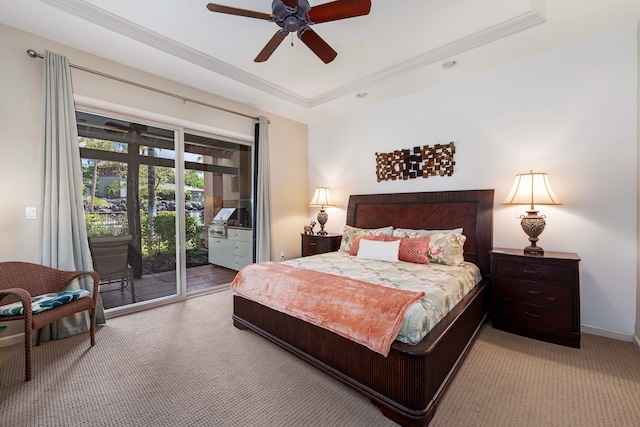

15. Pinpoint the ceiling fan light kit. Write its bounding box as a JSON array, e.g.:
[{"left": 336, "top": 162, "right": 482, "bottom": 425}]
[{"left": 207, "top": 0, "right": 372, "bottom": 64}]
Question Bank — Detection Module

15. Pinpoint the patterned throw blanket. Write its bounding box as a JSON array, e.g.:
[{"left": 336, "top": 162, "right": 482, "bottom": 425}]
[{"left": 231, "top": 262, "right": 424, "bottom": 357}]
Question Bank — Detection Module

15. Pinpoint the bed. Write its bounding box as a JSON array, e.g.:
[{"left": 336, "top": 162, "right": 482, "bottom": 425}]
[{"left": 232, "top": 189, "right": 494, "bottom": 426}]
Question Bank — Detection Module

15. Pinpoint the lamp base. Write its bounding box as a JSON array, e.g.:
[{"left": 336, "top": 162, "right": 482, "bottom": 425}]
[
  {"left": 316, "top": 209, "right": 328, "bottom": 235},
  {"left": 524, "top": 245, "right": 544, "bottom": 255},
  {"left": 520, "top": 210, "right": 546, "bottom": 256}
]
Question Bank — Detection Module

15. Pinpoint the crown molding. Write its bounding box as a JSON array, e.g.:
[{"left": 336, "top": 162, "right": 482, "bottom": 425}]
[
  {"left": 309, "top": 2, "right": 546, "bottom": 107},
  {"left": 43, "top": 0, "right": 546, "bottom": 110},
  {"left": 42, "top": 0, "right": 310, "bottom": 107}
]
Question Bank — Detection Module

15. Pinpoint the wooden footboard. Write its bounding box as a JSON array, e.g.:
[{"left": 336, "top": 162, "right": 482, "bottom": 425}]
[{"left": 232, "top": 277, "right": 491, "bottom": 427}]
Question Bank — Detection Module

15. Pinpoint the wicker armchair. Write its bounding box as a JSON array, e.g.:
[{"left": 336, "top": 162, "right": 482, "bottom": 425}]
[{"left": 0, "top": 262, "right": 99, "bottom": 381}]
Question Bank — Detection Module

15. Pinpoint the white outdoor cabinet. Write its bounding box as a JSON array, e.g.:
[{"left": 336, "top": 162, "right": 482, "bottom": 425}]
[{"left": 208, "top": 227, "right": 253, "bottom": 271}]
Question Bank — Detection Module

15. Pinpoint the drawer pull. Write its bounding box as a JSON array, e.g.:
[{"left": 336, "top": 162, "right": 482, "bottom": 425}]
[
  {"left": 524, "top": 311, "right": 542, "bottom": 318},
  {"left": 523, "top": 269, "right": 539, "bottom": 274},
  {"left": 523, "top": 289, "right": 541, "bottom": 295},
  {"left": 309, "top": 242, "right": 317, "bottom": 246}
]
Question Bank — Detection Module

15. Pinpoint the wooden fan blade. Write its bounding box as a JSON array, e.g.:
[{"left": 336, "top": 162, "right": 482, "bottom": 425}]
[
  {"left": 206, "top": 3, "right": 273, "bottom": 20},
  {"left": 255, "top": 31, "right": 288, "bottom": 62},
  {"left": 308, "top": 0, "right": 371, "bottom": 24},
  {"left": 299, "top": 28, "right": 337, "bottom": 64}
]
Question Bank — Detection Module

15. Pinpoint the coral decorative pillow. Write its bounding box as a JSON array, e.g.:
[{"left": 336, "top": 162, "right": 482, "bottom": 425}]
[
  {"left": 349, "top": 234, "right": 388, "bottom": 256},
  {"left": 386, "top": 236, "right": 431, "bottom": 264}
]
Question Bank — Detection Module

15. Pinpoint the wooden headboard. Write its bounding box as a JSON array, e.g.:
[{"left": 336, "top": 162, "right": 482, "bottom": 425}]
[{"left": 346, "top": 189, "right": 494, "bottom": 276}]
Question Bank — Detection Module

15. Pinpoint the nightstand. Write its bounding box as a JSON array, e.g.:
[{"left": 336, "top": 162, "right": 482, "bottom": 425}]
[
  {"left": 301, "top": 233, "right": 342, "bottom": 257},
  {"left": 491, "top": 248, "right": 581, "bottom": 348}
]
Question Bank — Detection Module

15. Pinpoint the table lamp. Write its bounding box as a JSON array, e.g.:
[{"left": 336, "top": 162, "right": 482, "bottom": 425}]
[
  {"left": 309, "top": 187, "right": 336, "bottom": 235},
  {"left": 502, "top": 171, "right": 562, "bottom": 255}
]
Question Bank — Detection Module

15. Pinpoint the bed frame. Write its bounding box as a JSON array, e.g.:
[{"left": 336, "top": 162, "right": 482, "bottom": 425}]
[{"left": 233, "top": 189, "right": 494, "bottom": 426}]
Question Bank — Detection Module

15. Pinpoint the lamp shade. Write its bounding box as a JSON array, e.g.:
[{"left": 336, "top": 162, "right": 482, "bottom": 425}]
[
  {"left": 502, "top": 171, "right": 561, "bottom": 209},
  {"left": 309, "top": 187, "right": 336, "bottom": 208}
]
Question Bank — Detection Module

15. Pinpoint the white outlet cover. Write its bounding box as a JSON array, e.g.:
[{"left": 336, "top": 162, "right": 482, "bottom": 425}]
[{"left": 26, "top": 207, "right": 37, "bottom": 219}]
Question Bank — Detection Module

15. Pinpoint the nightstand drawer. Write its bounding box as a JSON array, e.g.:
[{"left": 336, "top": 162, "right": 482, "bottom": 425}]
[
  {"left": 304, "top": 242, "right": 323, "bottom": 256},
  {"left": 495, "top": 260, "right": 572, "bottom": 283},
  {"left": 496, "top": 277, "right": 571, "bottom": 307},
  {"left": 301, "top": 233, "right": 342, "bottom": 257},
  {"left": 498, "top": 300, "right": 572, "bottom": 330}
]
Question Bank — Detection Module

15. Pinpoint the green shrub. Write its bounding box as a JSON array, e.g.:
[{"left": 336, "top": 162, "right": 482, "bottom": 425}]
[
  {"left": 141, "top": 214, "right": 162, "bottom": 257},
  {"left": 151, "top": 212, "right": 177, "bottom": 251},
  {"left": 85, "top": 213, "right": 128, "bottom": 237},
  {"left": 104, "top": 181, "right": 122, "bottom": 198},
  {"left": 147, "top": 212, "right": 199, "bottom": 253}
]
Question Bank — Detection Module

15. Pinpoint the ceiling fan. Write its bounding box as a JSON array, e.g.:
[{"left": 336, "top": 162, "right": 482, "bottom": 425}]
[{"left": 206, "top": 0, "right": 372, "bottom": 64}]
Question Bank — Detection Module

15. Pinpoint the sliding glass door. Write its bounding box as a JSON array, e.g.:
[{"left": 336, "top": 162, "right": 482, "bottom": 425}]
[
  {"left": 78, "top": 111, "right": 178, "bottom": 309},
  {"left": 77, "top": 110, "right": 254, "bottom": 310},
  {"left": 183, "top": 132, "right": 253, "bottom": 294}
]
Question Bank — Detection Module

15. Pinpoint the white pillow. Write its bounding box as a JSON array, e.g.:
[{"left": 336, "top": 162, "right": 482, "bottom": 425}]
[{"left": 357, "top": 239, "right": 400, "bottom": 263}]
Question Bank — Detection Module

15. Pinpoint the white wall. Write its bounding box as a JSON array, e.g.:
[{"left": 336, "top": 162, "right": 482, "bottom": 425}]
[{"left": 309, "top": 27, "right": 638, "bottom": 339}]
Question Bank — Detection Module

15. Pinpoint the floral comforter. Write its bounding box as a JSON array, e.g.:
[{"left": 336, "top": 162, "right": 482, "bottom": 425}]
[{"left": 282, "top": 251, "right": 482, "bottom": 344}]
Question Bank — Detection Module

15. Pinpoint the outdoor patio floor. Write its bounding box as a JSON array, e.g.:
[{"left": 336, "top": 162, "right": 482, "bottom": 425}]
[{"left": 100, "top": 263, "right": 238, "bottom": 310}]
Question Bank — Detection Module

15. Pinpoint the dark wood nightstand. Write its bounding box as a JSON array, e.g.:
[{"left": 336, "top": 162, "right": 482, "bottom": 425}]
[
  {"left": 301, "top": 233, "right": 342, "bottom": 257},
  {"left": 491, "top": 248, "right": 581, "bottom": 348}
]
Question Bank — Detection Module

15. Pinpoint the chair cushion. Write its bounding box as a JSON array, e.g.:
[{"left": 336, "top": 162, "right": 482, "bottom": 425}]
[{"left": 0, "top": 289, "right": 90, "bottom": 316}]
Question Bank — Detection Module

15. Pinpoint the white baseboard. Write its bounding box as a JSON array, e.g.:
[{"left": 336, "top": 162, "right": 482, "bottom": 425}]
[
  {"left": 581, "top": 324, "right": 635, "bottom": 342},
  {"left": 0, "top": 332, "right": 24, "bottom": 347},
  {"left": 634, "top": 334, "right": 640, "bottom": 349}
]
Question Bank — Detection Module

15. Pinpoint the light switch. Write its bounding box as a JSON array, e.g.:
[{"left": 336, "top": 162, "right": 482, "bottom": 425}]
[{"left": 26, "top": 207, "right": 37, "bottom": 219}]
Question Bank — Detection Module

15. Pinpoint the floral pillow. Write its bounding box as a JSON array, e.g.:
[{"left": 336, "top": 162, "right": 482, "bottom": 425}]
[
  {"left": 426, "top": 233, "right": 467, "bottom": 266},
  {"left": 339, "top": 225, "right": 394, "bottom": 253},
  {"left": 392, "top": 228, "right": 463, "bottom": 238}
]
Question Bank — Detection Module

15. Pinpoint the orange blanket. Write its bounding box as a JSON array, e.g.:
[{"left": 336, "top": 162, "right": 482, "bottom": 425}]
[{"left": 231, "top": 262, "right": 424, "bottom": 357}]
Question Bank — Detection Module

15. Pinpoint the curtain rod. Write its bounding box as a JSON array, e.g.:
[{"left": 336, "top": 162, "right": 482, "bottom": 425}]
[{"left": 26, "top": 49, "right": 264, "bottom": 123}]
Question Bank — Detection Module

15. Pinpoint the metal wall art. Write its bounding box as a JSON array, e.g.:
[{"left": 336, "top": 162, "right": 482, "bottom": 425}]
[{"left": 375, "top": 142, "right": 455, "bottom": 182}]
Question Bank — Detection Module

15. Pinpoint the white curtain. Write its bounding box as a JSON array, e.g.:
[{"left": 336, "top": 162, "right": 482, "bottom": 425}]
[
  {"left": 37, "top": 51, "right": 105, "bottom": 340},
  {"left": 255, "top": 116, "right": 274, "bottom": 262}
]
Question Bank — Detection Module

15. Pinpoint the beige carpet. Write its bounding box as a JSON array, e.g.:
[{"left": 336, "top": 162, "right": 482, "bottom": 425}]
[{"left": 1, "top": 288, "right": 639, "bottom": 427}]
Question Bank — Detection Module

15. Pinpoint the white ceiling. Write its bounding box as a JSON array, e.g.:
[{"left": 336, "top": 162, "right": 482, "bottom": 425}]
[{"left": 2, "top": 0, "right": 640, "bottom": 124}]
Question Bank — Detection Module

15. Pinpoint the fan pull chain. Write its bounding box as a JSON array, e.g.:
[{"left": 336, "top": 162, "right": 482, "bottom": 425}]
[{"left": 291, "top": 33, "right": 294, "bottom": 47}]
